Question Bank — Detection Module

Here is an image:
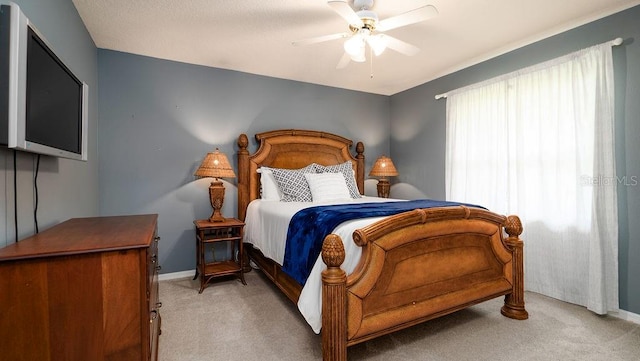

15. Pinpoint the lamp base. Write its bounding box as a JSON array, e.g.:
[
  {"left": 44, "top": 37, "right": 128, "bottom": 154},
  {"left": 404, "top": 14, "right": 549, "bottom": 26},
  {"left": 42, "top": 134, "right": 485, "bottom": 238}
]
[
  {"left": 208, "top": 180, "right": 226, "bottom": 222},
  {"left": 376, "top": 178, "right": 391, "bottom": 198}
]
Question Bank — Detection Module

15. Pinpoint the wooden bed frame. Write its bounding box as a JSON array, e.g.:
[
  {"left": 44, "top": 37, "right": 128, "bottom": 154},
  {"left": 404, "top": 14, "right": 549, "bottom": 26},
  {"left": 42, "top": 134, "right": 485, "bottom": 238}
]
[{"left": 237, "top": 129, "right": 528, "bottom": 361}]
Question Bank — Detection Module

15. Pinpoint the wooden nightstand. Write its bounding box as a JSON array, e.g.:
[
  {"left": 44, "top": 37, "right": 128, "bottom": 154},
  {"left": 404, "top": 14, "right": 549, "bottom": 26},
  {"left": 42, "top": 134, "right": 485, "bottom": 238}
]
[{"left": 194, "top": 218, "right": 246, "bottom": 293}]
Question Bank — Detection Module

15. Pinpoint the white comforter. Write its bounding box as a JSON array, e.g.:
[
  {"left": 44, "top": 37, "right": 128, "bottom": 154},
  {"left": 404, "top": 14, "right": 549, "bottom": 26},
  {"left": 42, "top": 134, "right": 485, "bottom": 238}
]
[{"left": 243, "top": 196, "right": 400, "bottom": 333}]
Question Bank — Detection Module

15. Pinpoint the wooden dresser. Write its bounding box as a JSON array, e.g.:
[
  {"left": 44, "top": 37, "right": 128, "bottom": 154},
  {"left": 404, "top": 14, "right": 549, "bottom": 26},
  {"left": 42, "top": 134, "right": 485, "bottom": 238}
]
[{"left": 0, "top": 214, "right": 161, "bottom": 361}]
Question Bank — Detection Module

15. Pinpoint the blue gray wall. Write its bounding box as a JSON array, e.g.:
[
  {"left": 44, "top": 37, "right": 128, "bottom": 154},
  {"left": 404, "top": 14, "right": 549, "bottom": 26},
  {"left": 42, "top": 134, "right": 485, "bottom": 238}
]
[
  {"left": 97, "top": 50, "right": 389, "bottom": 274},
  {"left": 390, "top": 6, "right": 640, "bottom": 314},
  {"left": 0, "top": 0, "right": 98, "bottom": 246}
]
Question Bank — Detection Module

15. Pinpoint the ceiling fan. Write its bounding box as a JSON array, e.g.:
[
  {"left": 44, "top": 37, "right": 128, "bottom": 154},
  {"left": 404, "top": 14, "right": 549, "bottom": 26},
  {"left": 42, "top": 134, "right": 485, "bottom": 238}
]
[{"left": 293, "top": 0, "right": 438, "bottom": 69}]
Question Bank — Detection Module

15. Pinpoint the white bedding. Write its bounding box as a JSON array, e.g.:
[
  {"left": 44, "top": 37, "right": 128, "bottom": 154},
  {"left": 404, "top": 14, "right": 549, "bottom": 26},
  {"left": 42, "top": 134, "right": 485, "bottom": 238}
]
[{"left": 243, "top": 196, "right": 401, "bottom": 333}]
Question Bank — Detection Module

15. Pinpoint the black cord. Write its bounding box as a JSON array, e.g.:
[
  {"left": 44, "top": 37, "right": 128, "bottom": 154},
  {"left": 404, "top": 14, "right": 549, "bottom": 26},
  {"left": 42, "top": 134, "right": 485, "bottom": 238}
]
[
  {"left": 34, "top": 154, "right": 40, "bottom": 233},
  {"left": 13, "top": 150, "right": 18, "bottom": 243}
]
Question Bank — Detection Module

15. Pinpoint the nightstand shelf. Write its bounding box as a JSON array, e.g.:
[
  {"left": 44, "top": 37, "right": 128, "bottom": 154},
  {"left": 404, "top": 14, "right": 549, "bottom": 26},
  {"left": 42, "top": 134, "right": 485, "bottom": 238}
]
[
  {"left": 203, "top": 260, "right": 240, "bottom": 275},
  {"left": 194, "top": 218, "right": 246, "bottom": 293}
]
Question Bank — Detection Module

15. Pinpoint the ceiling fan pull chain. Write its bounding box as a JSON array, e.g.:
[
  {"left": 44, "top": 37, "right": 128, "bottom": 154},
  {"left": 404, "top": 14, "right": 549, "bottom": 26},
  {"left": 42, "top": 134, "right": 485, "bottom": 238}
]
[{"left": 370, "top": 46, "right": 374, "bottom": 79}]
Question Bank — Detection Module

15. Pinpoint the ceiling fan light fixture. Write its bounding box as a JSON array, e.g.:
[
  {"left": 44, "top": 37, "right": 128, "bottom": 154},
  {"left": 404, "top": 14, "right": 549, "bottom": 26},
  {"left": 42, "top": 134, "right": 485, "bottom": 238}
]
[
  {"left": 350, "top": 47, "right": 366, "bottom": 62},
  {"left": 367, "top": 34, "right": 387, "bottom": 56},
  {"left": 344, "top": 32, "right": 365, "bottom": 57}
]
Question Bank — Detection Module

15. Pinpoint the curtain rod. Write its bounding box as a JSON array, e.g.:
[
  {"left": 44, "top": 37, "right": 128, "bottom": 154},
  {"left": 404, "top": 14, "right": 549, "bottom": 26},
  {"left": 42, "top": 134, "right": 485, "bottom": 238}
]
[{"left": 434, "top": 37, "right": 624, "bottom": 100}]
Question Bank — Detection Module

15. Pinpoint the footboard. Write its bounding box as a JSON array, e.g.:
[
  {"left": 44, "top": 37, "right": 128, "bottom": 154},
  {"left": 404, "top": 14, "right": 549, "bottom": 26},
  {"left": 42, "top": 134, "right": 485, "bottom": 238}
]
[{"left": 321, "top": 206, "right": 527, "bottom": 361}]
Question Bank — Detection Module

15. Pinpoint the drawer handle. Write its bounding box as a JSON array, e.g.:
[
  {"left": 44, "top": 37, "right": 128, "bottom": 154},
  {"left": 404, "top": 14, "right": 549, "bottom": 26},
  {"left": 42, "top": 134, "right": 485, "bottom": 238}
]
[
  {"left": 156, "top": 265, "right": 162, "bottom": 271},
  {"left": 151, "top": 255, "right": 157, "bottom": 263},
  {"left": 150, "top": 310, "right": 158, "bottom": 322},
  {"left": 154, "top": 236, "right": 161, "bottom": 242},
  {"left": 156, "top": 302, "right": 163, "bottom": 308}
]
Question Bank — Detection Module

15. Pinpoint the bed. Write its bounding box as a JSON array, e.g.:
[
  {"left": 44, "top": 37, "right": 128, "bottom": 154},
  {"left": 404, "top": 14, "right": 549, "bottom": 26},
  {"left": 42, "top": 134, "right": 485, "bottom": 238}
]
[{"left": 237, "top": 129, "right": 528, "bottom": 361}]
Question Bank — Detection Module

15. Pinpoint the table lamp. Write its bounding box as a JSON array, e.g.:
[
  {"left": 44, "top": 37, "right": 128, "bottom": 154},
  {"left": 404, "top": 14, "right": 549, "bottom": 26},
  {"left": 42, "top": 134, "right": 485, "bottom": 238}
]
[
  {"left": 194, "top": 148, "right": 236, "bottom": 222},
  {"left": 369, "top": 155, "right": 398, "bottom": 198}
]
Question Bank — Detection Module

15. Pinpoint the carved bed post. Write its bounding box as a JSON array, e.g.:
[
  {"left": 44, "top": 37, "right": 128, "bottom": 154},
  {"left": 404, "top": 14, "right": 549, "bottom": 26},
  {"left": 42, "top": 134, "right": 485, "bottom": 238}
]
[
  {"left": 237, "top": 134, "right": 252, "bottom": 273},
  {"left": 355, "top": 141, "right": 365, "bottom": 195},
  {"left": 321, "top": 234, "right": 348, "bottom": 361},
  {"left": 501, "top": 215, "right": 529, "bottom": 320},
  {"left": 237, "top": 134, "right": 249, "bottom": 222}
]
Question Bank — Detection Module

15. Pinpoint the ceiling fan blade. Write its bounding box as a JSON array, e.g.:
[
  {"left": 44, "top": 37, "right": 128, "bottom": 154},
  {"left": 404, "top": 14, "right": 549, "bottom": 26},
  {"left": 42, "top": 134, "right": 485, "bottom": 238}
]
[
  {"left": 376, "top": 5, "right": 438, "bottom": 32},
  {"left": 381, "top": 35, "right": 420, "bottom": 56},
  {"left": 336, "top": 52, "right": 351, "bottom": 69},
  {"left": 327, "top": 0, "right": 363, "bottom": 27},
  {"left": 292, "top": 32, "right": 350, "bottom": 46}
]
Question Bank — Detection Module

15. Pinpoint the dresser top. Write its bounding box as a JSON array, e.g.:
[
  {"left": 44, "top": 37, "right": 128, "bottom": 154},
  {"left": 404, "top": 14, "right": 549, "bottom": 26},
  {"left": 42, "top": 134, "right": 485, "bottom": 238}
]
[{"left": 0, "top": 214, "right": 158, "bottom": 261}]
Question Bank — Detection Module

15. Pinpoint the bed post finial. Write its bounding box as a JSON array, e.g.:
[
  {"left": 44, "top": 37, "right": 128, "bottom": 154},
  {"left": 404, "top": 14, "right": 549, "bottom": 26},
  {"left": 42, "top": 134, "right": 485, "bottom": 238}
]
[
  {"left": 501, "top": 215, "right": 528, "bottom": 320},
  {"left": 238, "top": 133, "right": 248, "bottom": 151},
  {"left": 505, "top": 215, "right": 523, "bottom": 237},
  {"left": 322, "top": 234, "right": 346, "bottom": 267},
  {"left": 356, "top": 141, "right": 364, "bottom": 156},
  {"left": 321, "top": 234, "right": 347, "bottom": 361}
]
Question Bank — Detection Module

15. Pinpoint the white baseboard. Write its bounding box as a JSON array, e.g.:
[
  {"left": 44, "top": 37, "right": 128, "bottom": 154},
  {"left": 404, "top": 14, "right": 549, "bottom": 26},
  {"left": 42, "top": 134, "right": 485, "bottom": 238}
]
[
  {"left": 159, "top": 269, "right": 195, "bottom": 281},
  {"left": 611, "top": 309, "right": 640, "bottom": 325}
]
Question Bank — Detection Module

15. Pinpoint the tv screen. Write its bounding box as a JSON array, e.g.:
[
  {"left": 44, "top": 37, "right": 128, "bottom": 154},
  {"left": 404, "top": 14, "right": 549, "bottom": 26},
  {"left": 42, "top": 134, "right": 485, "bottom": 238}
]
[
  {"left": 1, "top": 3, "right": 88, "bottom": 161},
  {"left": 26, "top": 27, "right": 83, "bottom": 154}
]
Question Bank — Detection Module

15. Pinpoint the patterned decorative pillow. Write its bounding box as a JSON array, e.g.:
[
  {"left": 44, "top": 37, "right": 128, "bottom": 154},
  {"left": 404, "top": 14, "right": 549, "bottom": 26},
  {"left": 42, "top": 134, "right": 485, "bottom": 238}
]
[
  {"left": 315, "top": 161, "right": 361, "bottom": 198},
  {"left": 270, "top": 164, "right": 318, "bottom": 202}
]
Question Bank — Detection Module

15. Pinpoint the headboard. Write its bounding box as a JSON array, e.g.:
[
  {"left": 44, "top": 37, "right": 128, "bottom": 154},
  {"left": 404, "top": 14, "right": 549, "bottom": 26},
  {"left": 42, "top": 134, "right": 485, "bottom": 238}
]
[{"left": 237, "top": 129, "right": 365, "bottom": 221}]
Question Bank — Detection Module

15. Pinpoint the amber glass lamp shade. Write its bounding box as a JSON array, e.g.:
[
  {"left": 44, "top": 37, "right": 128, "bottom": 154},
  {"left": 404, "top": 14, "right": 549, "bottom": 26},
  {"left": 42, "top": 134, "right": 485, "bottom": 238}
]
[
  {"left": 194, "top": 148, "right": 236, "bottom": 222},
  {"left": 369, "top": 155, "right": 399, "bottom": 198}
]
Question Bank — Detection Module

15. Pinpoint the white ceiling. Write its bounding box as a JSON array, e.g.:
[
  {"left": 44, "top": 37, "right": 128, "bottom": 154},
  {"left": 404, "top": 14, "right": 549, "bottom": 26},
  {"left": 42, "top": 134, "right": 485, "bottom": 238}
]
[{"left": 72, "top": 0, "right": 640, "bottom": 96}]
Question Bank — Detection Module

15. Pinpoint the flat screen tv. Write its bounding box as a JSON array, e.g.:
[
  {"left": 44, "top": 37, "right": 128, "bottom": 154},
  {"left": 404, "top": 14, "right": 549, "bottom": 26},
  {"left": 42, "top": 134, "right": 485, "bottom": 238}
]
[{"left": 1, "top": 2, "right": 88, "bottom": 161}]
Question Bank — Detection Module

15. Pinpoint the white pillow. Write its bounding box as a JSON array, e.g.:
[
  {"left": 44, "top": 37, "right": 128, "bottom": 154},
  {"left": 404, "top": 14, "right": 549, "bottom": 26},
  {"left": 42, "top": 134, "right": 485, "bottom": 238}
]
[
  {"left": 314, "top": 161, "right": 362, "bottom": 198},
  {"left": 257, "top": 167, "right": 282, "bottom": 201},
  {"left": 304, "top": 173, "right": 352, "bottom": 203}
]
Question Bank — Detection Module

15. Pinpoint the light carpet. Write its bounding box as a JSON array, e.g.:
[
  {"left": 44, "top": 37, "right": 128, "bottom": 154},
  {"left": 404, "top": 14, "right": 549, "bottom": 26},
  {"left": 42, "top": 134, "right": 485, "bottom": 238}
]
[{"left": 158, "top": 271, "right": 639, "bottom": 361}]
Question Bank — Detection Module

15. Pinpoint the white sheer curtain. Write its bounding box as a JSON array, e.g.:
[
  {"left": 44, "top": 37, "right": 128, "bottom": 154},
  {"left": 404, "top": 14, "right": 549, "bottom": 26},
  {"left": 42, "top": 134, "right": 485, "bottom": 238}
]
[{"left": 445, "top": 41, "right": 618, "bottom": 314}]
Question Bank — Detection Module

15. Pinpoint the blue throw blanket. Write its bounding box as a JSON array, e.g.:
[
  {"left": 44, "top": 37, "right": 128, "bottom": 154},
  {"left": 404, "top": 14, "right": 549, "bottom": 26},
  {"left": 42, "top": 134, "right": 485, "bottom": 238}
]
[{"left": 282, "top": 199, "right": 483, "bottom": 286}]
